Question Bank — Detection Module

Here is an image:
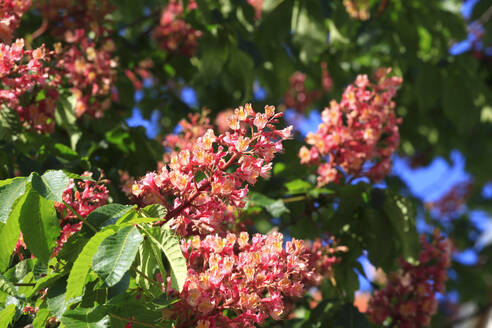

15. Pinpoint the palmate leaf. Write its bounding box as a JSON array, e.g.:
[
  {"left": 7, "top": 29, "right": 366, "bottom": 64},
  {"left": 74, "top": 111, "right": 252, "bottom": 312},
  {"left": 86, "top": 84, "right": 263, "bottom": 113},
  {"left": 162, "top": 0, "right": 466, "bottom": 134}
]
[
  {"left": 143, "top": 226, "right": 187, "bottom": 292},
  {"left": 0, "top": 304, "right": 16, "bottom": 328},
  {"left": 61, "top": 307, "right": 110, "bottom": 328},
  {"left": 30, "top": 171, "right": 70, "bottom": 203},
  {"left": 0, "top": 177, "right": 26, "bottom": 224},
  {"left": 19, "top": 185, "right": 60, "bottom": 264},
  {"left": 65, "top": 227, "right": 119, "bottom": 304},
  {"left": 92, "top": 226, "right": 143, "bottom": 287}
]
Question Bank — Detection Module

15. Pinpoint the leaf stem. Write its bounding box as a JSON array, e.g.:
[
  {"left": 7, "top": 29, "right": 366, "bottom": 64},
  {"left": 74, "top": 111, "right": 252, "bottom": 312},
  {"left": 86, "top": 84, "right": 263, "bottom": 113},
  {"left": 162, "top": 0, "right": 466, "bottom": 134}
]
[
  {"left": 131, "top": 265, "right": 163, "bottom": 290},
  {"left": 282, "top": 195, "right": 308, "bottom": 203},
  {"left": 13, "top": 283, "right": 35, "bottom": 287}
]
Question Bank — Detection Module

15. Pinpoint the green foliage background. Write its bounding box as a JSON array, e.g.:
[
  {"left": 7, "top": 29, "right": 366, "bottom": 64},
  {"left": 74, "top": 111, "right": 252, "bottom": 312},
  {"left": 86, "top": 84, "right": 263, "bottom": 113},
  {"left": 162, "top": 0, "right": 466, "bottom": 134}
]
[{"left": 0, "top": 0, "right": 491, "bottom": 327}]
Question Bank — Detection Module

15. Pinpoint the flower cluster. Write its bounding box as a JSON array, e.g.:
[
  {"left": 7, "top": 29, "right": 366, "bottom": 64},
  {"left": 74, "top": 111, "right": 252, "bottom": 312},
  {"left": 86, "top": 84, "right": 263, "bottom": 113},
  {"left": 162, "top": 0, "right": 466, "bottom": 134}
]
[
  {"left": 132, "top": 104, "right": 292, "bottom": 236},
  {"left": 367, "top": 230, "right": 452, "bottom": 327},
  {"left": 343, "top": 0, "right": 371, "bottom": 21},
  {"left": 162, "top": 109, "right": 213, "bottom": 164},
  {"left": 52, "top": 172, "right": 109, "bottom": 256},
  {"left": 426, "top": 181, "right": 473, "bottom": 219},
  {"left": 152, "top": 0, "right": 202, "bottom": 57},
  {"left": 36, "top": 0, "right": 118, "bottom": 118},
  {"left": 56, "top": 29, "right": 118, "bottom": 117},
  {"left": 36, "top": 0, "right": 114, "bottom": 39},
  {"left": 170, "top": 232, "right": 340, "bottom": 327},
  {"left": 284, "top": 62, "right": 333, "bottom": 113},
  {"left": 299, "top": 68, "right": 402, "bottom": 186},
  {"left": 284, "top": 72, "right": 321, "bottom": 113},
  {"left": 0, "top": 0, "right": 31, "bottom": 42},
  {"left": 0, "top": 39, "right": 60, "bottom": 133}
]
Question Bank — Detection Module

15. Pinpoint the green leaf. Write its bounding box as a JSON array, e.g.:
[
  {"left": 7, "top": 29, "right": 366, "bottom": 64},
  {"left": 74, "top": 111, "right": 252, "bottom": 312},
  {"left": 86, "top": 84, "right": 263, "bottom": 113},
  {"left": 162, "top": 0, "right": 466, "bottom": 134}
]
[
  {"left": 19, "top": 186, "right": 60, "bottom": 263},
  {"left": 248, "top": 192, "right": 290, "bottom": 217},
  {"left": 30, "top": 171, "right": 70, "bottom": 202},
  {"left": 84, "top": 204, "right": 134, "bottom": 232},
  {"left": 0, "top": 304, "right": 16, "bottom": 328},
  {"left": 383, "top": 193, "right": 420, "bottom": 263},
  {"left": 0, "top": 177, "right": 26, "bottom": 224},
  {"left": 92, "top": 226, "right": 143, "bottom": 287},
  {"left": 142, "top": 226, "right": 187, "bottom": 292},
  {"left": 61, "top": 307, "right": 110, "bottom": 328},
  {"left": 65, "top": 227, "right": 118, "bottom": 304},
  {"left": 141, "top": 204, "right": 168, "bottom": 219},
  {"left": 0, "top": 274, "right": 18, "bottom": 297},
  {"left": 135, "top": 239, "right": 162, "bottom": 298},
  {"left": 285, "top": 179, "right": 313, "bottom": 194},
  {"left": 0, "top": 193, "right": 25, "bottom": 271},
  {"left": 25, "top": 271, "right": 65, "bottom": 299},
  {"left": 32, "top": 308, "right": 51, "bottom": 328}
]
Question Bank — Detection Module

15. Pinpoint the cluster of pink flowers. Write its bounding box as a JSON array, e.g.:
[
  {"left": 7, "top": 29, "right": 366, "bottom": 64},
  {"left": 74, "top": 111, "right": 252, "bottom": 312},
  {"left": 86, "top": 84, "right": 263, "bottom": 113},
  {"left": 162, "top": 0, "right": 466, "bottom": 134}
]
[
  {"left": 57, "top": 29, "right": 118, "bottom": 117},
  {"left": 284, "top": 62, "right": 333, "bottom": 113},
  {"left": 299, "top": 67, "right": 402, "bottom": 186},
  {"left": 367, "top": 231, "right": 452, "bottom": 327},
  {"left": 0, "top": 0, "right": 31, "bottom": 42},
  {"left": 169, "top": 232, "right": 341, "bottom": 327},
  {"left": 343, "top": 0, "right": 371, "bottom": 21},
  {"left": 152, "top": 0, "right": 202, "bottom": 57},
  {"left": 284, "top": 72, "right": 321, "bottom": 113},
  {"left": 426, "top": 181, "right": 473, "bottom": 219},
  {"left": 131, "top": 104, "right": 292, "bottom": 236},
  {"left": 162, "top": 109, "right": 213, "bottom": 164},
  {"left": 0, "top": 39, "right": 60, "bottom": 133},
  {"left": 52, "top": 172, "right": 109, "bottom": 256},
  {"left": 35, "top": 0, "right": 118, "bottom": 118},
  {"left": 36, "top": 0, "right": 114, "bottom": 39}
]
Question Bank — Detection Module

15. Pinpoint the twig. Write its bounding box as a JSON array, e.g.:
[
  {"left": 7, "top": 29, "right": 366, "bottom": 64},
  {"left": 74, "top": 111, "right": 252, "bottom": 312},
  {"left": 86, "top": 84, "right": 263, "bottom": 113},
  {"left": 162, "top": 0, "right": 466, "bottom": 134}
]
[
  {"left": 13, "top": 283, "right": 35, "bottom": 287},
  {"left": 131, "top": 265, "right": 163, "bottom": 289}
]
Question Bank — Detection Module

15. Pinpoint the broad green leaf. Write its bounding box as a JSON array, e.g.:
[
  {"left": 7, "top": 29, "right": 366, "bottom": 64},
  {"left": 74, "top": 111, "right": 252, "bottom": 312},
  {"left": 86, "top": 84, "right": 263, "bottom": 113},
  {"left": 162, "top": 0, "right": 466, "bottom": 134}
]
[
  {"left": 25, "top": 271, "right": 65, "bottom": 299},
  {"left": 141, "top": 204, "right": 168, "bottom": 219},
  {"left": 143, "top": 226, "right": 187, "bottom": 292},
  {"left": 135, "top": 239, "right": 162, "bottom": 298},
  {"left": 32, "top": 308, "right": 51, "bottom": 328},
  {"left": 0, "top": 193, "right": 25, "bottom": 271},
  {"left": 0, "top": 304, "right": 16, "bottom": 328},
  {"left": 30, "top": 171, "right": 70, "bottom": 202},
  {"left": 0, "top": 177, "right": 26, "bottom": 224},
  {"left": 0, "top": 274, "right": 17, "bottom": 297},
  {"left": 248, "top": 192, "right": 290, "bottom": 217},
  {"left": 46, "top": 279, "right": 67, "bottom": 318},
  {"left": 92, "top": 226, "right": 143, "bottom": 287},
  {"left": 84, "top": 204, "right": 134, "bottom": 232},
  {"left": 383, "top": 193, "right": 420, "bottom": 263},
  {"left": 65, "top": 227, "right": 118, "bottom": 303},
  {"left": 19, "top": 186, "right": 60, "bottom": 263},
  {"left": 285, "top": 179, "right": 312, "bottom": 194},
  {"left": 61, "top": 307, "right": 110, "bottom": 328}
]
